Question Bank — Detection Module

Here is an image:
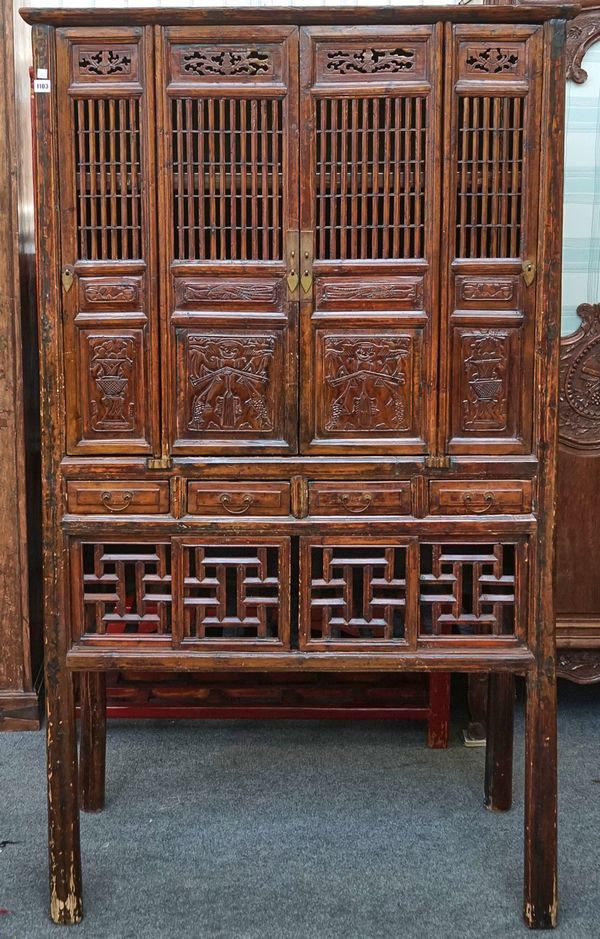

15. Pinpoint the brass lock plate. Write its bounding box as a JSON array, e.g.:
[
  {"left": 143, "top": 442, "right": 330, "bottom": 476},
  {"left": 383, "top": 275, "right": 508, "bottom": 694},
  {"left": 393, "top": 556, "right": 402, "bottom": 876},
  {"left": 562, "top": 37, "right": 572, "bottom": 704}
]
[{"left": 62, "top": 266, "right": 74, "bottom": 292}]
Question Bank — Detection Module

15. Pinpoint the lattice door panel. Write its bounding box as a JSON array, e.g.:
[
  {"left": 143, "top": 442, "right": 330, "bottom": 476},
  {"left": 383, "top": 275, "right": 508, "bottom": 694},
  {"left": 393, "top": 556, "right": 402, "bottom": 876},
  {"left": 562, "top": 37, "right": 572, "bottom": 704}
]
[
  {"left": 70, "top": 541, "right": 173, "bottom": 643},
  {"left": 299, "top": 26, "right": 440, "bottom": 455},
  {"left": 176, "top": 537, "right": 290, "bottom": 650},
  {"left": 440, "top": 25, "right": 543, "bottom": 456},
  {"left": 159, "top": 27, "right": 299, "bottom": 456},
  {"left": 56, "top": 27, "right": 159, "bottom": 456},
  {"left": 300, "top": 538, "right": 417, "bottom": 651},
  {"left": 419, "top": 541, "right": 524, "bottom": 640}
]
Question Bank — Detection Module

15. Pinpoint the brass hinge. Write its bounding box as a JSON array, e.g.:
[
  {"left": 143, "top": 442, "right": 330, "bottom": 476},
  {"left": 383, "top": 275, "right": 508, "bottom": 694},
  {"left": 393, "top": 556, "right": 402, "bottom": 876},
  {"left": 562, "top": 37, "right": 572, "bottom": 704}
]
[
  {"left": 300, "top": 230, "right": 313, "bottom": 296},
  {"left": 286, "top": 231, "right": 300, "bottom": 299},
  {"left": 425, "top": 455, "right": 452, "bottom": 470},
  {"left": 146, "top": 455, "right": 173, "bottom": 471}
]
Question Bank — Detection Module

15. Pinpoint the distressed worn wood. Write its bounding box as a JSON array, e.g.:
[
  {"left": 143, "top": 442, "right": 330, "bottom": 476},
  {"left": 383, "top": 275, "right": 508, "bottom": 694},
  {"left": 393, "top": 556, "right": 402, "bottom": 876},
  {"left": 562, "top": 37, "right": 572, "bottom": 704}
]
[
  {"left": 24, "top": 5, "right": 572, "bottom": 928},
  {"left": 0, "top": 0, "right": 40, "bottom": 731},
  {"left": 484, "top": 672, "right": 515, "bottom": 811},
  {"left": 79, "top": 672, "right": 106, "bottom": 811}
]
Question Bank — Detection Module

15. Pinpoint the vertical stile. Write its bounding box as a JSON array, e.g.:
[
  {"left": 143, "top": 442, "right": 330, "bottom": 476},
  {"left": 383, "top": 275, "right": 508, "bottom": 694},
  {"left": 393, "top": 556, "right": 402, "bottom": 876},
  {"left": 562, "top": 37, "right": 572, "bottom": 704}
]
[
  {"left": 414, "top": 96, "right": 423, "bottom": 258},
  {"left": 197, "top": 99, "right": 206, "bottom": 261},
  {"left": 175, "top": 99, "right": 185, "bottom": 260},
  {"left": 97, "top": 100, "right": 108, "bottom": 260},
  {"left": 392, "top": 96, "right": 401, "bottom": 258},
  {"left": 108, "top": 99, "right": 117, "bottom": 258},
  {"left": 382, "top": 97, "right": 391, "bottom": 260},
  {"left": 318, "top": 99, "right": 326, "bottom": 260},
  {"left": 481, "top": 96, "right": 490, "bottom": 259},
  {"left": 207, "top": 98, "right": 217, "bottom": 261},
  {"left": 510, "top": 97, "right": 522, "bottom": 258},
  {"left": 229, "top": 98, "right": 238, "bottom": 261},
  {"left": 129, "top": 98, "right": 140, "bottom": 259},
  {"left": 340, "top": 97, "right": 348, "bottom": 260},
  {"left": 490, "top": 96, "right": 501, "bottom": 256},
  {"left": 118, "top": 98, "right": 127, "bottom": 259},
  {"left": 250, "top": 99, "right": 259, "bottom": 258},
  {"left": 371, "top": 96, "right": 379, "bottom": 259},
  {"left": 218, "top": 97, "right": 227, "bottom": 260},
  {"left": 260, "top": 99, "right": 269, "bottom": 260},
  {"left": 499, "top": 98, "right": 509, "bottom": 257},
  {"left": 240, "top": 98, "right": 248, "bottom": 260},
  {"left": 330, "top": 97, "right": 339, "bottom": 259},
  {"left": 271, "top": 98, "right": 279, "bottom": 261},
  {"left": 459, "top": 97, "right": 469, "bottom": 258},
  {"left": 185, "top": 98, "right": 195, "bottom": 262},
  {"left": 403, "top": 96, "right": 411, "bottom": 259},
  {"left": 88, "top": 99, "right": 98, "bottom": 260},
  {"left": 470, "top": 97, "right": 480, "bottom": 260},
  {"left": 350, "top": 97, "right": 359, "bottom": 258},
  {"left": 360, "top": 97, "right": 369, "bottom": 259}
]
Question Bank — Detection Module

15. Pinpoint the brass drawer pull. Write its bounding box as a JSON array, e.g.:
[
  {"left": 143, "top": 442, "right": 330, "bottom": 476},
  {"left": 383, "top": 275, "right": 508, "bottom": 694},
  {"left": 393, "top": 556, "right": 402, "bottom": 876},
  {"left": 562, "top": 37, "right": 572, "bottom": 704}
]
[
  {"left": 100, "top": 490, "right": 133, "bottom": 512},
  {"left": 463, "top": 492, "right": 496, "bottom": 514},
  {"left": 219, "top": 493, "right": 254, "bottom": 515},
  {"left": 339, "top": 492, "right": 373, "bottom": 514}
]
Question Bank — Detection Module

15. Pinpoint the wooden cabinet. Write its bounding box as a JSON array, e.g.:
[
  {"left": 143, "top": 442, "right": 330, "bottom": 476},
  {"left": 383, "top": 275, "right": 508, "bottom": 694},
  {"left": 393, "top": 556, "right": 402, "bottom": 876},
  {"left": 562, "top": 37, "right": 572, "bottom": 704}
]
[{"left": 24, "top": 4, "right": 573, "bottom": 928}]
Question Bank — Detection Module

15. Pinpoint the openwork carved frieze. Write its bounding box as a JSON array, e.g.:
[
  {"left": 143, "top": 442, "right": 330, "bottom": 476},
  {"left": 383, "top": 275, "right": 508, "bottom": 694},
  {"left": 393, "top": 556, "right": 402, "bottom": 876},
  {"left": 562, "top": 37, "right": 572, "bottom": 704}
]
[
  {"left": 186, "top": 335, "right": 276, "bottom": 433},
  {"left": 325, "top": 47, "right": 415, "bottom": 74},
  {"left": 75, "top": 46, "right": 135, "bottom": 78},
  {"left": 181, "top": 46, "right": 272, "bottom": 77},
  {"left": 559, "top": 304, "right": 600, "bottom": 449},
  {"left": 322, "top": 336, "right": 413, "bottom": 433},
  {"left": 182, "top": 541, "right": 287, "bottom": 643},
  {"left": 303, "top": 543, "right": 408, "bottom": 645},
  {"left": 464, "top": 47, "right": 519, "bottom": 74},
  {"left": 78, "top": 542, "right": 172, "bottom": 637},
  {"left": 461, "top": 331, "right": 509, "bottom": 433},
  {"left": 420, "top": 543, "right": 517, "bottom": 637},
  {"left": 88, "top": 336, "right": 136, "bottom": 433},
  {"left": 566, "top": 13, "right": 600, "bottom": 83}
]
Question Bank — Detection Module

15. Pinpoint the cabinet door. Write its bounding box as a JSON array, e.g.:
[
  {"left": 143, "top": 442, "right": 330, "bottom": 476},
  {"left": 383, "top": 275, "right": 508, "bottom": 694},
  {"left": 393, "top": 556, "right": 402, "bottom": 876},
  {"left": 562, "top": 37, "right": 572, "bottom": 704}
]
[
  {"left": 298, "top": 26, "right": 442, "bottom": 455},
  {"left": 440, "top": 24, "right": 543, "bottom": 455},
  {"left": 56, "top": 27, "right": 159, "bottom": 455},
  {"left": 157, "top": 27, "right": 299, "bottom": 456}
]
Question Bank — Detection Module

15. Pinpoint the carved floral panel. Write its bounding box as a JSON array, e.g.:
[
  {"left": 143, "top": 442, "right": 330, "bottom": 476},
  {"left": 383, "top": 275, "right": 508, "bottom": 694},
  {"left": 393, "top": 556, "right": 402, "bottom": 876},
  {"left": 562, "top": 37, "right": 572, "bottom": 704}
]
[
  {"left": 169, "top": 44, "right": 282, "bottom": 83},
  {"left": 77, "top": 330, "right": 147, "bottom": 445}
]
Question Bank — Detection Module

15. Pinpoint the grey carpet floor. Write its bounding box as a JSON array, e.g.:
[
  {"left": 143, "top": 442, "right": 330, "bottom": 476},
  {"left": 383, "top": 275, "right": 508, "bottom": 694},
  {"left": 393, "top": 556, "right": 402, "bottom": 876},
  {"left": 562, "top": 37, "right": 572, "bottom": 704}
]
[{"left": 0, "top": 681, "right": 598, "bottom": 939}]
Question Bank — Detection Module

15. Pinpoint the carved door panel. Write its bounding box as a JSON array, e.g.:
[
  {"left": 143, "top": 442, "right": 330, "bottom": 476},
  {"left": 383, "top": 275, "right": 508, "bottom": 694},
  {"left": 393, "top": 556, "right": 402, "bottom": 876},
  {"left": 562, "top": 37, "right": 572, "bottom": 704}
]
[
  {"left": 157, "top": 27, "right": 299, "bottom": 456},
  {"left": 298, "top": 26, "right": 441, "bottom": 455},
  {"left": 440, "top": 25, "right": 543, "bottom": 455},
  {"left": 56, "top": 27, "right": 159, "bottom": 455}
]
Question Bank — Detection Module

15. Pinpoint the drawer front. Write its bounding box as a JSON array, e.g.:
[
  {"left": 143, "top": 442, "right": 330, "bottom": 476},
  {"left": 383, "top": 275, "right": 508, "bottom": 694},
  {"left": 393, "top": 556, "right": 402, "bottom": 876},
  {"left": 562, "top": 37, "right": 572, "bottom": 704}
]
[
  {"left": 429, "top": 480, "right": 533, "bottom": 515},
  {"left": 187, "top": 482, "right": 290, "bottom": 516},
  {"left": 67, "top": 480, "right": 170, "bottom": 515},
  {"left": 309, "top": 482, "right": 412, "bottom": 516}
]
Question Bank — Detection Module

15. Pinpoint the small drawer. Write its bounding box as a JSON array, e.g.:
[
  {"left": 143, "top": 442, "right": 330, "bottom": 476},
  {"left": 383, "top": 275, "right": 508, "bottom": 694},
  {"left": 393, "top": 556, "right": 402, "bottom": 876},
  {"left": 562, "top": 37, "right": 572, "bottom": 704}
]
[
  {"left": 429, "top": 480, "right": 533, "bottom": 515},
  {"left": 309, "top": 481, "right": 412, "bottom": 516},
  {"left": 188, "top": 482, "right": 290, "bottom": 516},
  {"left": 66, "top": 480, "right": 170, "bottom": 515}
]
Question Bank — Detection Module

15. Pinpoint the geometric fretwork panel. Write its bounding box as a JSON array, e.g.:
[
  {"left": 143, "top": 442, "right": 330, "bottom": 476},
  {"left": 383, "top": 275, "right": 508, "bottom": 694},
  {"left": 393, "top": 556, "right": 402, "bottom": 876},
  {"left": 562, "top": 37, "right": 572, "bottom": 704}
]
[
  {"left": 419, "top": 543, "right": 516, "bottom": 637},
  {"left": 304, "top": 544, "right": 407, "bottom": 645},
  {"left": 182, "top": 541, "right": 288, "bottom": 643},
  {"left": 80, "top": 542, "right": 172, "bottom": 636}
]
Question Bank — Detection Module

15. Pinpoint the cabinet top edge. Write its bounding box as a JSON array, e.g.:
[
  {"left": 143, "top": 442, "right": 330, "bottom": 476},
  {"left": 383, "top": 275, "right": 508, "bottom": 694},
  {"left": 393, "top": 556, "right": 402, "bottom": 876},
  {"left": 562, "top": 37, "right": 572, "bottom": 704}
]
[{"left": 20, "top": 4, "right": 579, "bottom": 28}]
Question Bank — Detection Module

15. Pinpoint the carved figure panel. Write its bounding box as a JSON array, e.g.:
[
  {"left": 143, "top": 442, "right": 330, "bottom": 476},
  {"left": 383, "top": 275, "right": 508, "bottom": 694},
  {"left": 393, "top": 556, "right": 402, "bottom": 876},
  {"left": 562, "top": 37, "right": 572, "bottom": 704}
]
[
  {"left": 302, "top": 542, "right": 409, "bottom": 647},
  {"left": 458, "top": 330, "right": 511, "bottom": 434},
  {"left": 318, "top": 334, "right": 417, "bottom": 436},
  {"left": 78, "top": 331, "right": 147, "bottom": 445},
  {"left": 73, "top": 45, "right": 138, "bottom": 82},
  {"left": 174, "top": 277, "right": 282, "bottom": 313},
  {"left": 559, "top": 304, "right": 600, "bottom": 449},
  {"left": 180, "top": 332, "right": 282, "bottom": 440},
  {"left": 75, "top": 542, "right": 172, "bottom": 639},
  {"left": 181, "top": 540, "right": 289, "bottom": 646},
  {"left": 315, "top": 277, "right": 424, "bottom": 312},
  {"left": 78, "top": 277, "right": 142, "bottom": 313},
  {"left": 419, "top": 543, "right": 518, "bottom": 638},
  {"left": 455, "top": 276, "right": 520, "bottom": 310}
]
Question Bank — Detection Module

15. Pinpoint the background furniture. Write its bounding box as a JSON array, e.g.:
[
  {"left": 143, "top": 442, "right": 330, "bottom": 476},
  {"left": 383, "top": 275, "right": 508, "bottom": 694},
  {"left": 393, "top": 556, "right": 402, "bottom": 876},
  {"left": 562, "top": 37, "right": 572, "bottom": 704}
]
[
  {"left": 25, "top": 4, "right": 570, "bottom": 927},
  {"left": 0, "top": 0, "right": 41, "bottom": 731},
  {"left": 556, "top": 0, "right": 600, "bottom": 684}
]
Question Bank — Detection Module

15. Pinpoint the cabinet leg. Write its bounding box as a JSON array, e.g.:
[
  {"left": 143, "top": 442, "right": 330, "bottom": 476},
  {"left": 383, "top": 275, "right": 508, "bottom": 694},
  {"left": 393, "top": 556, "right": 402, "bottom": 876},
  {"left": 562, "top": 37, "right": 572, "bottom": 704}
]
[
  {"left": 79, "top": 672, "right": 107, "bottom": 813},
  {"left": 46, "top": 662, "right": 83, "bottom": 924},
  {"left": 427, "top": 673, "right": 450, "bottom": 748},
  {"left": 523, "top": 667, "right": 558, "bottom": 929},
  {"left": 484, "top": 673, "right": 514, "bottom": 812}
]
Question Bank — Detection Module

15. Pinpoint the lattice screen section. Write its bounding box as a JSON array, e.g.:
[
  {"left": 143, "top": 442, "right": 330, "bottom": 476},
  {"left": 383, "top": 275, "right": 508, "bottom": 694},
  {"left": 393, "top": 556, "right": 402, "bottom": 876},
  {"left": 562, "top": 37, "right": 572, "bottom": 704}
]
[
  {"left": 419, "top": 543, "right": 516, "bottom": 637},
  {"left": 80, "top": 542, "right": 172, "bottom": 635},
  {"left": 172, "top": 97, "right": 284, "bottom": 261},
  {"left": 182, "top": 543, "right": 284, "bottom": 641},
  {"left": 73, "top": 98, "right": 143, "bottom": 260},
  {"left": 455, "top": 96, "right": 524, "bottom": 259},
  {"left": 315, "top": 96, "right": 427, "bottom": 261},
  {"left": 306, "top": 544, "right": 407, "bottom": 643}
]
